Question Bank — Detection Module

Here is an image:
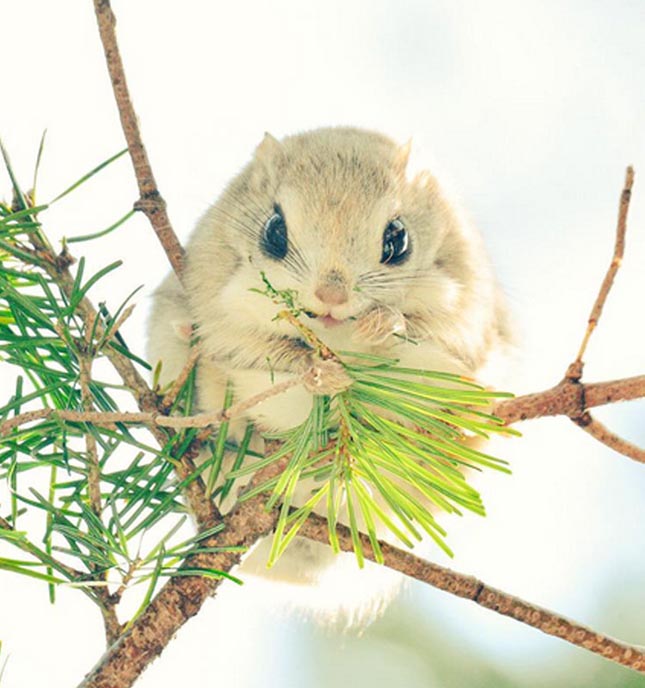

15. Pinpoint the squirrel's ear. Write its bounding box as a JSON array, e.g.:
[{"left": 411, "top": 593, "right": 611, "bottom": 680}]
[
  {"left": 255, "top": 132, "right": 282, "bottom": 163},
  {"left": 251, "top": 132, "right": 284, "bottom": 190},
  {"left": 394, "top": 139, "right": 412, "bottom": 177}
]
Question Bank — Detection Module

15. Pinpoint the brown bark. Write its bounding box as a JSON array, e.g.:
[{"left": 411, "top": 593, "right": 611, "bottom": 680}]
[
  {"left": 494, "top": 375, "right": 645, "bottom": 426},
  {"left": 4, "top": 373, "right": 644, "bottom": 438},
  {"left": 92, "top": 0, "right": 185, "bottom": 279},
  {"left": 298, "top": 514, "right": 645, "bottom": 674}
]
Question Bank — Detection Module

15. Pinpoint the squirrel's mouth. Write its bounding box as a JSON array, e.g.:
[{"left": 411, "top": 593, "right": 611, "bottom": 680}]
[
  {"left": 304, "top": 310, "right": 348, "bottom": 328},
  {"left": 319, "top": 315, "right": 346, "bottom": 328}
]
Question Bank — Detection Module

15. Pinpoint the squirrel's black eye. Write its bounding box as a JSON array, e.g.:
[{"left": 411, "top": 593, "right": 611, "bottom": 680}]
[
  {"left": 261, "top": 206, "right": 288, "bottom": 260},
  {"left": 380, "top": 219, "right": 409, "bottom": 265}
]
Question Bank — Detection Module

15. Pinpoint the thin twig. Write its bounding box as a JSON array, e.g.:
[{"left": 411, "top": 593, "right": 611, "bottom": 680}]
[
  {"left": 298, "top": 514, "right": 645, "bottom": 674},
  {"left": 572, "top": 413, "right": 645, "bottom": 464},
  {"left": 278, "top": 309, "right": 337, "bottom": 360},
  {"left": 1, "top": 377, "right": 303, "bottom": 434},
  {"left": 560, "top": 167, "right": 644, "bottom": 462},
  {"left": 78, "top": 355, "right": 122, "bottom": 646},
  {"left": 159, "top": 344, "right": 200, "bottom": 412},
  {"left": 91, "top": 0, "right": 185, "bottom": 278},
  {"left": 109, "top": 557, "right": 142, "bottom": 605},
  {"left": 567, "top": 167, "right": 634, "bottom": 381},
  {"left": 100, "top": 304, "right": 136, "bottom": 350},
  {"left": 220, "top": 376, "right": 303, "bottom": 421},
  {"left": 79, "top": 357, "right": 102, "bottom": 519},
  {"left": 5, "top": 373, "right": 644, "bottom": 438}
]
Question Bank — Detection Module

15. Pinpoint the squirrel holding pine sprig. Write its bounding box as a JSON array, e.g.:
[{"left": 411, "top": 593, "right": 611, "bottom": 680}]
[{"left": 147, "top": 127, "right": 513, "bottom": 619}]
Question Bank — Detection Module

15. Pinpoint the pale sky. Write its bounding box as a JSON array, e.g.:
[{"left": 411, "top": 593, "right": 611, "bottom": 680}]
[{"left": 1, "top": 1, "right": 644, "bottom": 687}]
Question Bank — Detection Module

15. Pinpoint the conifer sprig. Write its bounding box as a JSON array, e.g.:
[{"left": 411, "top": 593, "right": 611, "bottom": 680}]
[
  {"left": 240, "top": 278, "right": 518, "bottom": 566},
  {"left": 0, "top": 145, "right": 237, "bottom": 618}
]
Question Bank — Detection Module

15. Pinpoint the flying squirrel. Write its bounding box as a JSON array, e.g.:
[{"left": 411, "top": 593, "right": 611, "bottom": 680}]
[{"left": 147, "top": 127, "right": 513, "bottom": 619}]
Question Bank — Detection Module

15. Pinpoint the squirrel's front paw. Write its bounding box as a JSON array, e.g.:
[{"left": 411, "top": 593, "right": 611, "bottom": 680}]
[
  {"left": 302, "top": 359, "right": 353, "bottom": 395},
  {"left": 352, "top": 307, "right": 406, "bottom": 345}
]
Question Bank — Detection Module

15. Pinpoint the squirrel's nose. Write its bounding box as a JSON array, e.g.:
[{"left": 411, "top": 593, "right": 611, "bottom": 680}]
[
  {"left": 315, "top": 283, "right": 348, "bottom": 306},
  {"left": 315, "top": 271, "right": 349, "bottom": 306}
]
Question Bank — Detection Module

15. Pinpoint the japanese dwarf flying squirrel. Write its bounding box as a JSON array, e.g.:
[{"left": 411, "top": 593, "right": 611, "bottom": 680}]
[{"left": 147, "top": 127, "right": 513, "bottom": 617}]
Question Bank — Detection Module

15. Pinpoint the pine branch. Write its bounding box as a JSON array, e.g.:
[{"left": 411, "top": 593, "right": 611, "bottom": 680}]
[
  {"left": 2, "top": 199, "right": 220, "bottom": 531},
  {"left": 76, "top": 448, "right": 288, "bottom": 688},
  {"left": 0, "top": 171, "right": 231, "bottom": 650}
]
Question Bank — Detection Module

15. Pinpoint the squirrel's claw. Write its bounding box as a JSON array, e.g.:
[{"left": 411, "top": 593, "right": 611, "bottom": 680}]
[
  {"left": 302, "top": 359, "right": 353, "bottom": 395},
  {"left": 352, "top": 307, "right": 406, "bottom": 345}
]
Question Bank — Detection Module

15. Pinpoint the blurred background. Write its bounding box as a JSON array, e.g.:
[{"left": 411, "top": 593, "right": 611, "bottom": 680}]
[{"left": 1, "top": 0, "right": 644, "bottom": 686}]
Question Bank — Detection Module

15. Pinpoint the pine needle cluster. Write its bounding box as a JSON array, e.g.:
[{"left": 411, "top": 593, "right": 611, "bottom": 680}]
[
  {"left": 0, "top": 142, "right": 239, "bottom": 626},
  {"left": 238, "top": 277, "right": 517, "bottom": 567}
]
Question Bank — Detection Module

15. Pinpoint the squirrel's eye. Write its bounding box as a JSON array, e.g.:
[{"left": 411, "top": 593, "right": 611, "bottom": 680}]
[
  {"left": 261, "top": 206, "right": 288, "bottom": 260},
  {"left": 380, "top": 219, "right": 409, "bottom": 265}
]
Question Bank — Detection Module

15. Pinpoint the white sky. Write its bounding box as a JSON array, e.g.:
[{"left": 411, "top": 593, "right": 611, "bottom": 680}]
[{"left": 1, "top": 1, "right": 644, "bottom": 687}]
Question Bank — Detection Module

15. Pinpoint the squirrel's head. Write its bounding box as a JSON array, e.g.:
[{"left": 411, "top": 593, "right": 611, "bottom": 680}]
[{"left": 192, "top": 127, "right": 479, "bottom": 339}]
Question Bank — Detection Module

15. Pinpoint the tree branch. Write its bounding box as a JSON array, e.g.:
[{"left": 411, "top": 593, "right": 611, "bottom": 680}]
[
  {"left": 493, "top": 374, "right": 645, "bottom": 425},
  {"left": 91, "top": 0, "right": 185, "bottom": 279},
  {"left": 298, "top": 514, "right": 645, "bottom": 673},
  {"left": 572, "top": 412, "right": 645, "bottom": 464},
  {"left": 79, "top": 353, "right": 122, "bottom": 646},
  {"left": 13, "top": 228, "right": 221, "bottom": 530},
  {"left": 567, "top": 166, "right": 634, "bottom": 381},
  {"left": 4, "top": 373, "right": 643, "bottom": 437}
]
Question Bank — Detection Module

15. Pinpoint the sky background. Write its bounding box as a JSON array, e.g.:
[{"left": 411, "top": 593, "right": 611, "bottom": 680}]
[{"left": 1, "top": 1, "right": 645, "bottom": 686}]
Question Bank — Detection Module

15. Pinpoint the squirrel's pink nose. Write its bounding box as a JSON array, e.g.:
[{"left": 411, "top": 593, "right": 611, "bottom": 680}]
[{"left": 315, "top": 283, "right": 348, "bottom": 306}]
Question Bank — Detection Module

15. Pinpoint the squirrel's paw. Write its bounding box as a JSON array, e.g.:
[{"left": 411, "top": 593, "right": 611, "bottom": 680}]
[
  {"left": 352, "top": 307, "right": 406, "bottom": 345},
  {"left": 302, "top": 359, "right": 353, "bottom": 396}
]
